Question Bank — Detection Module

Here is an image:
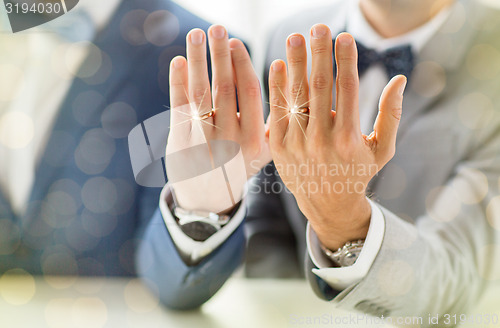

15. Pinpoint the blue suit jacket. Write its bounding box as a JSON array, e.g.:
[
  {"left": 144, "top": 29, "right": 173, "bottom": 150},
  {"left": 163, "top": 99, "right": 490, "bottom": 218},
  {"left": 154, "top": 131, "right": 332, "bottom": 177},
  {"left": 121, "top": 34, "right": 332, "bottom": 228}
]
[{"left": 0, "top": 0, "right": 214, "bottom": 277}]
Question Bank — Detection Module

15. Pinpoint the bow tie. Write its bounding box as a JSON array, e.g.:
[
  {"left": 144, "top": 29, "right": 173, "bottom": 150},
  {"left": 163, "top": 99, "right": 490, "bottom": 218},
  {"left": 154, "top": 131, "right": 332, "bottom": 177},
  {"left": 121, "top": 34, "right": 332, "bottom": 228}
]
[{"left": 355, "top": 41, "right": 415, "bottom": 81}]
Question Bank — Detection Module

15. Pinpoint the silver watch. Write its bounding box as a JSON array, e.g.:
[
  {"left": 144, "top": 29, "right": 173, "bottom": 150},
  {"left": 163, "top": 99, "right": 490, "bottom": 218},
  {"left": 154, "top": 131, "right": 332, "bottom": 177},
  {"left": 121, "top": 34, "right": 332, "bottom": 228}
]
[
  {"left": 174, "top": 207, "right": 230, "bottom": 230},
  {"left": 320, "top": 239, "right": 365, "bottom": 267},
  {"left": 172, "top": 207, "right": 231, "bottom": 241}
]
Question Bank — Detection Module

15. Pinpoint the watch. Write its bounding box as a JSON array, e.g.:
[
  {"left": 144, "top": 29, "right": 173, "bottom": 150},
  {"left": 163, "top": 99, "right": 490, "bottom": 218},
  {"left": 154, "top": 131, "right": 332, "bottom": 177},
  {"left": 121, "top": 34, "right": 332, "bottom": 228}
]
[
  {"left": 320, "top": 239, "right": 365, "bottom": 267},
  {"left": 173, "top": 206, "right": 231, "bottom": 242}
]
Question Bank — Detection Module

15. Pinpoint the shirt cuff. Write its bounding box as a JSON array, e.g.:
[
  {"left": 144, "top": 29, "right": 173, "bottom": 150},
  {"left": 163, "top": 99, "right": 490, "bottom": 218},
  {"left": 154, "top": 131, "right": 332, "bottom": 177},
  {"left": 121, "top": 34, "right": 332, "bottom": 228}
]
[
  {"left": 159, "top": 184, "right": 246, "bottom": 263},
  {"left": 306, "top": 198, "right": 385, "bottom": 290}
]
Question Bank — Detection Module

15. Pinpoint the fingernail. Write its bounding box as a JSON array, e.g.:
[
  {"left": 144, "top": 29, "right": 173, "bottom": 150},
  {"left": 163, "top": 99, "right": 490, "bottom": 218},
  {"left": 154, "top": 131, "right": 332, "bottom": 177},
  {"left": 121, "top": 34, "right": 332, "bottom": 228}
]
[
  {"left": 337, "top": 33, "right": 353, "bottom": 45},
  {"left": 190, "top": 30, "right": 203, "bottom": 45},
  {"left": 272, "top": 60, "right": 284, "bottom": 72},
  {"left": 289, "top": 35, "right": 303, "bottom": 47},
  {"left": 312, "top": 25, "right": 328, "bottom": 39},
  {"left": 399, "top": 77, "right": 408, "bottom": 95},
  {"left": 211, "top": 25, "right": 225, "bottom": 39}
]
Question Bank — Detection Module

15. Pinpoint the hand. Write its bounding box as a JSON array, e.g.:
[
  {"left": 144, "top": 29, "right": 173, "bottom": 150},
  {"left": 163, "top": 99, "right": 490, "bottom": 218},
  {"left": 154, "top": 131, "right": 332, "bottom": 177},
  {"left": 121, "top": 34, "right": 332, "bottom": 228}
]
[
  {"left": 166, "top": 25, "right": 271, "bottom": 213},
  {"left": 268, "top": 25, "right": 407, "bottom": 250}
]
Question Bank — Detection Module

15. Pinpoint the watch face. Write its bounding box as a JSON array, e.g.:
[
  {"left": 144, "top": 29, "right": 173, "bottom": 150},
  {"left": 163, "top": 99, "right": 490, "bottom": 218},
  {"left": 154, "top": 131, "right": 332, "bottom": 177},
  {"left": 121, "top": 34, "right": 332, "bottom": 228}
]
[{"left": 179, "top": 221, "right": 218, "bottom": 242}]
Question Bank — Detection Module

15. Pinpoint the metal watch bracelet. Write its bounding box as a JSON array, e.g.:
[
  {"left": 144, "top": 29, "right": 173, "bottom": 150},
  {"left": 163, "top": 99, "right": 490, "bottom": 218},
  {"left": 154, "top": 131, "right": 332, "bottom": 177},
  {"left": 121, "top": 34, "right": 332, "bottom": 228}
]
[{"left": 320, "top": 239, "right": 365, "bottom": 267}]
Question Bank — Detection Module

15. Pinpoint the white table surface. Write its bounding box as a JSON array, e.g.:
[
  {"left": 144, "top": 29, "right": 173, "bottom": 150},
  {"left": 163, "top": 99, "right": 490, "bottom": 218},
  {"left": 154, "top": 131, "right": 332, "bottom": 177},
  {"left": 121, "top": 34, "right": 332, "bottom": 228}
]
[{"left": 0, "top": 272, "right": 499, "bottom": 328}]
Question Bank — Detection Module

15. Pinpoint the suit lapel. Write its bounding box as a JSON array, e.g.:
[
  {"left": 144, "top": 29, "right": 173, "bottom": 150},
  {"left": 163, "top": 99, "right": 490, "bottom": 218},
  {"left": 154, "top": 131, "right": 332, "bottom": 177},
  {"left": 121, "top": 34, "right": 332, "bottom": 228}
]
[{"left": 396, "top": 0, "right": 483, "bottom": 139}]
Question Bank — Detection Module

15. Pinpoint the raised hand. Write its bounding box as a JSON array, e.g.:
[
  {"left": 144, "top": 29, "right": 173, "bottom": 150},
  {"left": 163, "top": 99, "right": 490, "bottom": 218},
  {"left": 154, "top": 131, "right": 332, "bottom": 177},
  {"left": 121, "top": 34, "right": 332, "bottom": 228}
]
[
  {"left": 166, "top": 25, "right": 271, "bottom": 214},
  {"left": 268, "top": 25, "right": 407, "bottom": 250}
]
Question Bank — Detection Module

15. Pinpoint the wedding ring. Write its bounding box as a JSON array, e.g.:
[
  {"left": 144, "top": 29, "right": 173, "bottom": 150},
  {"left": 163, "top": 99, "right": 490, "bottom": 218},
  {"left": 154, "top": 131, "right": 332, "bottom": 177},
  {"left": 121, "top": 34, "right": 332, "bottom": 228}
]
[
  {"left": 296, "top": 106, "right": 310, "bottom": 114},
  {"left": 194, "top": 109, "right": 215, "bottom": 120}
]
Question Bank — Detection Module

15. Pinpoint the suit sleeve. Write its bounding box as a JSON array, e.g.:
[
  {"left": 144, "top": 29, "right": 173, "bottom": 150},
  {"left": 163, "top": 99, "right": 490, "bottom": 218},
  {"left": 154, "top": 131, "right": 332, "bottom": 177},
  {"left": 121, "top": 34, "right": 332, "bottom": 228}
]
[
  {"left": 306, "top": 121, "right": 500, "bottom": 320},
  {"left": 135, "top": 206, "right": 246, "bottom": 310},
  {"left": 135, "top": 161, "right": 296, "bottom": 309}
]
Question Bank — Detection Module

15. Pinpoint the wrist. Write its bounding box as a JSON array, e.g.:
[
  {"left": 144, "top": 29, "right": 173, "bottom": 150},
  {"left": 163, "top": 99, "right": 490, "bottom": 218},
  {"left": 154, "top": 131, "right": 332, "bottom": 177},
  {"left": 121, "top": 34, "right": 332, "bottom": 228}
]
[
  {"left": 310, "top": 197, "right": 371, "bottom": 250},
  {"left": 171, "top": 185, "right": 241, "bottom": 214}
]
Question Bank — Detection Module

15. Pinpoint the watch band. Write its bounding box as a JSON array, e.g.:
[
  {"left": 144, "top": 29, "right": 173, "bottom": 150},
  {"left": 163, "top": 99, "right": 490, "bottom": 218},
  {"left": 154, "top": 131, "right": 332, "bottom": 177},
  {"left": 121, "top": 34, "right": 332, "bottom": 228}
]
[
  {"left": 320, "top": 239, "right": 365, "bottom": 267},
  {"left": 174, "top": 207, "right": 230, "bottom": 228}
]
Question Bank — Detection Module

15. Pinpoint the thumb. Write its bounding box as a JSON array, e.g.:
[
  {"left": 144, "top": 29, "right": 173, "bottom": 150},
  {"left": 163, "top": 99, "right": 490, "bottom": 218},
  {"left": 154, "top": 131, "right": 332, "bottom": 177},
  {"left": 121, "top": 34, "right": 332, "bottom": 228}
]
[{"left": 372, "top": 75, "right": 407, "bottom": 162}]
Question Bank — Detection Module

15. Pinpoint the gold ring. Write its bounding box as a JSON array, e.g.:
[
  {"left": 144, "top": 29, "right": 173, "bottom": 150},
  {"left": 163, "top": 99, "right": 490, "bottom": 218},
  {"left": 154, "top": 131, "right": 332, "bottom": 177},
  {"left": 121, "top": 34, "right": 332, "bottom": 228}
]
[
  {"left": 294, "top": 106, "right": 310, "bottom": 114},
  {"left": 194, "top": 109, "right": 215, "bottom": 120}
]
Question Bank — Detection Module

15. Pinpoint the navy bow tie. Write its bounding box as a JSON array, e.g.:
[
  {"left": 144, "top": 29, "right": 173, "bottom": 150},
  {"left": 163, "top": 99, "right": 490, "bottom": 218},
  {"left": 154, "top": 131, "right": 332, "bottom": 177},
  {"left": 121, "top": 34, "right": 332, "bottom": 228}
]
[{"left": 355, "top": 41, "right": 415, "bottom": 80}]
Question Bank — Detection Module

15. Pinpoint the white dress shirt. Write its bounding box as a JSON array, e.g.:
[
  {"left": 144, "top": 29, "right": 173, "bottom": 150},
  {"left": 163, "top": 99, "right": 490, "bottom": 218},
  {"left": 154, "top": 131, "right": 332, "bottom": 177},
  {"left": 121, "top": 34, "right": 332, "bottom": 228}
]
[
  {"left": 0, "top": 0, "right": 121, "bottom": 215},
  {"left": 160, "top": 0, "right": 454, "bottom": 289}
]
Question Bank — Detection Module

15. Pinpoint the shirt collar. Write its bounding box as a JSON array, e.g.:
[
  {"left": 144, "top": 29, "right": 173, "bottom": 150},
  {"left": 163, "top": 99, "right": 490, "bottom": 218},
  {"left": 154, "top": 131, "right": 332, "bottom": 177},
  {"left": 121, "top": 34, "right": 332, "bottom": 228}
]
[{"left": 346, "top": 0, "right": 455, "bottom": 53}]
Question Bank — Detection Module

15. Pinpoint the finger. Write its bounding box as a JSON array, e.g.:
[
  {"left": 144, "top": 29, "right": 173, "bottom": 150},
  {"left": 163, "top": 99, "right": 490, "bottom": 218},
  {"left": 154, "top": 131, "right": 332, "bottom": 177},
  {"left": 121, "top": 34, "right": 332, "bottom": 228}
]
[
  {"left": 334, "top": 33, "right": 360, "bottom": 134},
  {"left": 187, "top": 29, "right": 212, "bottom": 118},
  {"left": 309, "top": 24, "right": 334, "bottom": 129},
  {"left": 169, "top": 56, "right": 191, "bottom": 132},
  {"left": 372, "top": 75, "right": 407, "bottom": 163},
  {"left": 286, "top": 33, "right": 310, "bottom": 141},
  {"left": 229, "top": 38, "right": 264, "bottom": 136},
  {"left": 269, "top": 60, "right": 289, "bottom": 149},
  {"left": 208, "top": 25, "right": 238, "bottom": 128}
]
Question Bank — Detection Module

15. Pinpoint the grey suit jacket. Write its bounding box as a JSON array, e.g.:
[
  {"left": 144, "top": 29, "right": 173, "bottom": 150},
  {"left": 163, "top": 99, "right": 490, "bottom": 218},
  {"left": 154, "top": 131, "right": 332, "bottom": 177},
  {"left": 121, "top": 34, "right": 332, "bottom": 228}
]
[{"left": 254, "top": 0, "right": 500, "bottom": 320}]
